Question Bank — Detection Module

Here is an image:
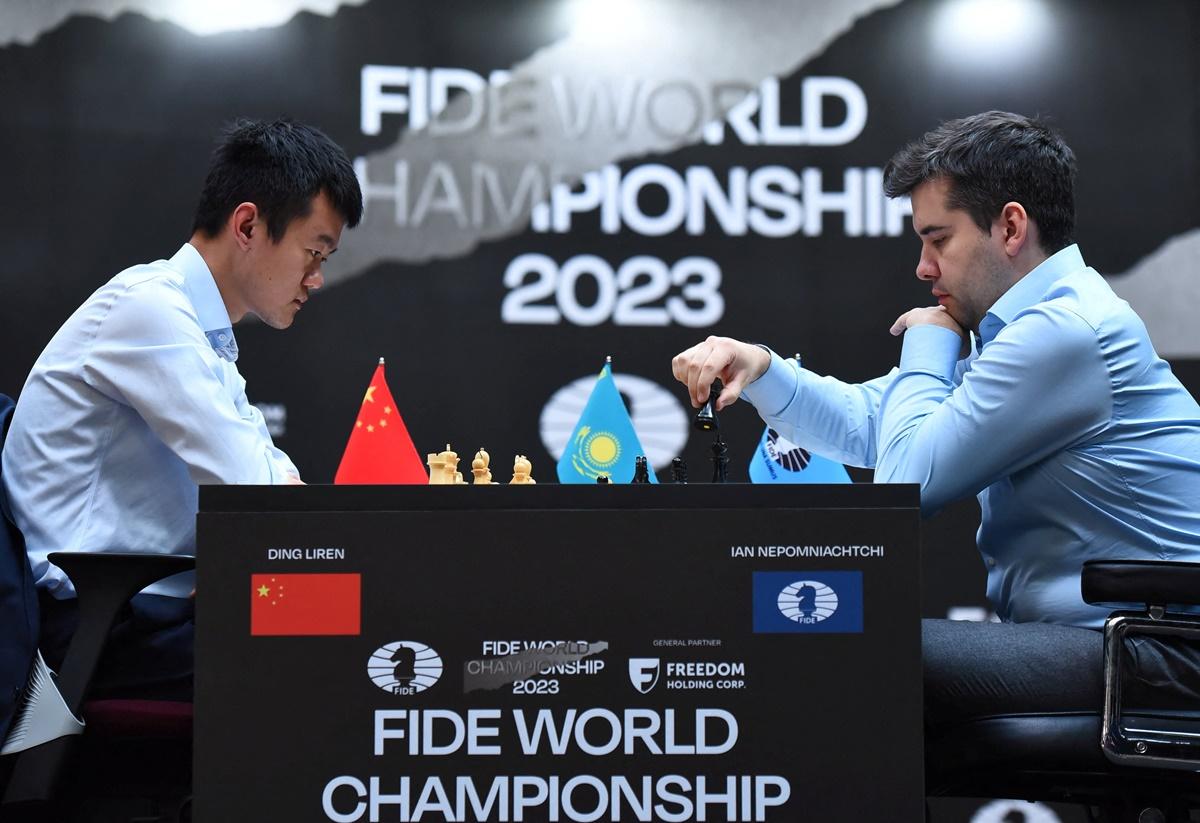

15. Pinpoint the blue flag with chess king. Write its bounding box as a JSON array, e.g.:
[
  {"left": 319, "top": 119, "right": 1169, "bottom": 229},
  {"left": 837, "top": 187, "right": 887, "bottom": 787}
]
[
  {"left": 748, "top": 427, "right": 852, "bottom": 484},
  {"left": 556, "top": 360, "right": 657, "bottom": 483}
]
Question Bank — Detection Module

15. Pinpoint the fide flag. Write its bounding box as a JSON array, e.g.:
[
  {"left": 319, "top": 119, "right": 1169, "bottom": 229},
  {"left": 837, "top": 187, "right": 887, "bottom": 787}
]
[
  {"left": 334, "top": 359, "right": 427, "bottom": 484},
  {"left": 748, "top": 427, "right": 852, "bottom": 484},
  {"left": 250, "top": 573, "right": 361, "bottom": 636},
  {"left": 556, "top": 360, "right": 657, "bottom": 483}
]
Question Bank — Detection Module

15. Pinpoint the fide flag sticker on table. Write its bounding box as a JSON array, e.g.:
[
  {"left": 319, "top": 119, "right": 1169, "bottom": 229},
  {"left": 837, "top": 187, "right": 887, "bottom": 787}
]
[
  {"left": 250, "top": 573, "right": 362, "bottom": 636},
  {"left": 752, "top": 571, "right": 863, "bottom": 633}
]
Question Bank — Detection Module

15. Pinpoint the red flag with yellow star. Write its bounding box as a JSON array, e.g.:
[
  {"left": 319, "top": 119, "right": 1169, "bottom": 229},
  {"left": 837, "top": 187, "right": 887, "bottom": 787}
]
[
  {"left": 334, "top": 359, "right": 427, "bottom": 484},
  {"left": 250, "top": 573, "right": 361, "bottom": 636}
]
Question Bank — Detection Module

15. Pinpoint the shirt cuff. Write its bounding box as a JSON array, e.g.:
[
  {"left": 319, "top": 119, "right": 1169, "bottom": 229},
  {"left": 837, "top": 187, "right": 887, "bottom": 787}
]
[
  {"left": 742, "top": 349, "right": 799, "bottom": 417},
  {"left": 898, "top": 325, "right": 962, "bottom": 378}
]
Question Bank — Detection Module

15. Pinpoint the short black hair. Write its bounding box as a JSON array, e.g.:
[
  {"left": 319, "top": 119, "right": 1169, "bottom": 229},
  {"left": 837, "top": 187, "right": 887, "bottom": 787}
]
[
  {"left": 883, "top": 111, "right": 1076, "bottom": 254},
  {"left": 192, "top": 118, "right": 363, "bottom": 241}
]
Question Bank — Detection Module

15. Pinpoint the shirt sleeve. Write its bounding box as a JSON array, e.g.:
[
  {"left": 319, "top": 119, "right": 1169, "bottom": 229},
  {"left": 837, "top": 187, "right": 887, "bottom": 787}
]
[
  {"left": 875, "top": 306, "right": 1113, "bottom": 513},
  {"left": 742, "top": 348, "right": 897, "bottom": 468},
  {"left": 81, "top": 279, "right": 299, "bottom": 485}
]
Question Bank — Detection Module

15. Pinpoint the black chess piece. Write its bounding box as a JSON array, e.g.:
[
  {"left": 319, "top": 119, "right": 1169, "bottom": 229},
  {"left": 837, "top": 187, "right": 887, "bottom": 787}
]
[
  {"left": 631, "top": 456, "right": 651, "bottom": 484},
  {"left": 711, "top": 434, "right": 729, "bottom": 483},
  {"left": 694, "top": 380, "right": 721, "bottom": 432},
  {"left": 670, "top": 457, "right": 688, "bottom": 484},
  {"left": 596, "top": 474, "right": 610, "bottom": 484}
]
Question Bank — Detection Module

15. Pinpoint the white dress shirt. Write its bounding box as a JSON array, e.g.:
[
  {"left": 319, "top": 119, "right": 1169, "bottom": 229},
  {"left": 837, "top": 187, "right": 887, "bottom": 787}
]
[{"left": 2, "top": 243, "right": 298, "bottom": 598}]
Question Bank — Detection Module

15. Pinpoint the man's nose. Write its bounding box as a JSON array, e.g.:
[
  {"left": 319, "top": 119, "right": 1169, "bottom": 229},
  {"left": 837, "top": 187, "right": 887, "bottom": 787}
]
[
  {"left": 306, "top": 269, "right": 324, "bottom": 291},
  {"left": 915, "top": 250, "right": 938, "bottom": 281}
]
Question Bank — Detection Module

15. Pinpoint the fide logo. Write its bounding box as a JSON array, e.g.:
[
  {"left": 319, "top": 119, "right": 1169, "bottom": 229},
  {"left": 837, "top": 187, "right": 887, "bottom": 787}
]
[
  {"left": 629, "top": 658, "right": 661, "bottom": 694},
  {"left": 367, "top": 641, "right": 443, "bottom": 695},
  {"left": 777, "top": 580, "right": 839, "bottom": 624},
  {"left": 765, "top": 429, "right": 812, "bottom": 472}
]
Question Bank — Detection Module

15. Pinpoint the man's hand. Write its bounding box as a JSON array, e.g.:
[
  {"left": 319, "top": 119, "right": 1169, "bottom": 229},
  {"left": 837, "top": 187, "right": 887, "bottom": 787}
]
[
  {"left": 671, "top": 336, "right": 771, "bottom": 410},
  {"left": 890, "top": 306, "right": 968, "bottom": 358},
  {"left": 285, "top": 473, "right": 305, "bottom": 485}
]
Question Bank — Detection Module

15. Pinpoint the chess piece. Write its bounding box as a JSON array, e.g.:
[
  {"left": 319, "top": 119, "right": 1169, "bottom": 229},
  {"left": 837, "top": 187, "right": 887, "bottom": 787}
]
[
  {"left": 694, "top": 380, "right": 721, "bottom": 432},
  {"left": 471, "top": 448, "right": 493, "bottom": 484},
  {"left": 426, "top": 450, "right": 446, "bottom": 484},
  {"left": 434, "top": 444, "right": 464, "bottom": 485},
  {"left": 671, "top": 457, "right": 688, "bottom": 484},
  {"left": 711, "top": 435, "right": 729, "bottom": 483},
  {"left": 596, "top": 475, "right": 610, "bottom": 484},
  {"left": 510, "top": 454, "right": 536, "bottom": 484},
  {"left": 631, "top": 455, "right": 651, "bottom": 484}
]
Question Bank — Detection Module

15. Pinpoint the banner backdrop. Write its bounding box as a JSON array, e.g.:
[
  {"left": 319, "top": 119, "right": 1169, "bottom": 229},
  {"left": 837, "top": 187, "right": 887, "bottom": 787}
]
[{"left": 1, "top": 0, "right": 1197, "bottom": 636}]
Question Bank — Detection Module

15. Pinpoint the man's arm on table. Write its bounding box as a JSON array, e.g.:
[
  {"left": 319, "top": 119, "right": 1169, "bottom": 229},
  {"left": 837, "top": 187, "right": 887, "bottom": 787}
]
[
  {"left": 875, "top": 305, "right": 1112, "bottom": 512},
  {"left": 85, "top": 279, "right": 300, "bottom": 484}
]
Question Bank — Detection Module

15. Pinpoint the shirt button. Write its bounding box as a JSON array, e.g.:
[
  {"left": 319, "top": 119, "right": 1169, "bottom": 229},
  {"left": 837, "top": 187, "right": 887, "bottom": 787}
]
[{"left": 218, "top": 334, "right": 228, "bottom": 343}]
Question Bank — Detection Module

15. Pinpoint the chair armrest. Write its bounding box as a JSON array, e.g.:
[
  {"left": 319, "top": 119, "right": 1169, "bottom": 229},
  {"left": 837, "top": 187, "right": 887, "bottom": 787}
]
[
  {"left": 1082, "top": 559, "right": 1200, "bottom": 609},
  {"left": 45, "top": 552, "right": 194, "bottom": 713}
]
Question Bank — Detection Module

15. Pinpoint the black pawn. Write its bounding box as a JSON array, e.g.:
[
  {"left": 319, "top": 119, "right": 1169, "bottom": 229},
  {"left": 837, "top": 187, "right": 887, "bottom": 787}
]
[
  {"left": 670, "top": 457, "right": 688, "bottom": 484},
  {"left": 631, "top": 456, "right": 651, "bottom": 484},
  {"left": 596, "top": 475, "right": 610, "bottom": 484}
]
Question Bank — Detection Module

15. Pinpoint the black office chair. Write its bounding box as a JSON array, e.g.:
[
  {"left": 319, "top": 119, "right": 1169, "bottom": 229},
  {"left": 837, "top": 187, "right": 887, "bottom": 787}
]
[
  {"left": 926, "top": 559, "right": 1200, "bottom": 823},
  {"left": 0, "top": 393, "right": 194, "bottom": 822}
]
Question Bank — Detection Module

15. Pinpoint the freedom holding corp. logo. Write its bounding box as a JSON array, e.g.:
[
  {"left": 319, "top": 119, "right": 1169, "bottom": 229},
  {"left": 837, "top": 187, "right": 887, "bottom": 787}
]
[{"left": 752, "top": 572, "right": 864, "bottom": 633}]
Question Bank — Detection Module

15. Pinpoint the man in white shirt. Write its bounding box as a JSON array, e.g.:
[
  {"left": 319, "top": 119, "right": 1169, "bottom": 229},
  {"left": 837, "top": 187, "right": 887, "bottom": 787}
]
[{"left": 2, "top": 118, "right": 363, "bottom": 698}]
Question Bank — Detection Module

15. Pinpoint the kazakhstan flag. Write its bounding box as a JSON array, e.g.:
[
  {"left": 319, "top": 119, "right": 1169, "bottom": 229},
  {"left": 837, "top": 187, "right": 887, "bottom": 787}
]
[{"left": 556, "top": 362, "right": 657, "bottom": 483}]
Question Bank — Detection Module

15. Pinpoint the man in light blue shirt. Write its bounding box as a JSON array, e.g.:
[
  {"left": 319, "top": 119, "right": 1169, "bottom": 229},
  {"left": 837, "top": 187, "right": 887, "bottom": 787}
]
[
  {"left": 2, "top": 119, "right": 363, "bottom": 697},
  {"left": 672, "top": 112, "right": 1200, "bottom": 727}
]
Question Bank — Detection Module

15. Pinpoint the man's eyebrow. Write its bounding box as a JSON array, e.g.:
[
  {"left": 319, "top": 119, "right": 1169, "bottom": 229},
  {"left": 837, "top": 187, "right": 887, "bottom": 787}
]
[
  {"left": 317, "top": 233, "right": 338, "bottom": 253},
  {"left": 918, "top": 224, "right": 950, "bottom": 236}
]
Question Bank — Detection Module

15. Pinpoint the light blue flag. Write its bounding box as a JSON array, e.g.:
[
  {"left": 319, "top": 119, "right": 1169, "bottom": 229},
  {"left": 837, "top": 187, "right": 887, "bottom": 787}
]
[
  {"left": 557, "top": 362, "right": 657, "bottom": 484},
  {"left": 748, "top": 427, "right": 851, "bottom": 484}
]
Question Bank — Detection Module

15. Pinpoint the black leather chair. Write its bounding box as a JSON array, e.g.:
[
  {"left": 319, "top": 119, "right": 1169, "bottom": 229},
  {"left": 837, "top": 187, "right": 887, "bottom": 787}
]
[
  {"left": 0, "top": 393, "right": 194, "bottom": 822},
  {"left": 926, "top": 560, "right": 1200, "bottom": 822}
]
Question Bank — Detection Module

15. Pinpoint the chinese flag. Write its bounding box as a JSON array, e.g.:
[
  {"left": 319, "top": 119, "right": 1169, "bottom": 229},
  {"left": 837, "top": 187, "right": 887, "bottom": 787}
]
[
  {"left": 334, "top": 359, "right": 427, "bottom": 484},
  {"left": 250, "top": 573, "right": 361, "bottom": 636}
]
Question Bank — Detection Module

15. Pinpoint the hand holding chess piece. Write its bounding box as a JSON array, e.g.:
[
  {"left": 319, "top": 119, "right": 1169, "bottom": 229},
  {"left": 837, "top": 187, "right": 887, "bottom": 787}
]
[
  {"left": 471, "top": 448, "right": 493, "bottom": 484},
  {"left": 510, "top": 454, "right": 536, "bottom": 484}
]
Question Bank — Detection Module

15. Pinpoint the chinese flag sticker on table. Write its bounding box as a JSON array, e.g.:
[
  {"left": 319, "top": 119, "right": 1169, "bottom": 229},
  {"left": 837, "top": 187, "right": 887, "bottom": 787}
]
[{"left": 250, "top": 573, "right": 361, "bottom": 636}]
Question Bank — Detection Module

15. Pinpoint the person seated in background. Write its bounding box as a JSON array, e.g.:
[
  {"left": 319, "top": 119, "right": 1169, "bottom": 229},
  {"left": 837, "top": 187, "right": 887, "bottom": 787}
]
[
  {"left": 672, "top": 111, "right": 1200, "bottom": 726},
  {"left": 2, "top": 118, "right": 363, "bottom": 699}
]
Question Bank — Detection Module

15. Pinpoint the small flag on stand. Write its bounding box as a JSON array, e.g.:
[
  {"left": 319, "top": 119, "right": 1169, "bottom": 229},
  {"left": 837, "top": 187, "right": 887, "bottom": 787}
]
[
  {"left": 748, "top": 427, "right": 851, "bottom": 484},
  {"left": 556, "top": 358, "right": 656, "bottom": 484},
  {"left": 250, "top": 573, "right": 361, "bottom": 636},
  {"left": 335, "top": 358, "right": 427, "bottom": 484}
]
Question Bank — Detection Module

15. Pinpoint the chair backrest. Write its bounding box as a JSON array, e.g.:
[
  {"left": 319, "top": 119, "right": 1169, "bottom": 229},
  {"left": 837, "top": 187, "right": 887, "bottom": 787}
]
[{"left": 0, "top": 394, "right": 40, "bottom": 743}]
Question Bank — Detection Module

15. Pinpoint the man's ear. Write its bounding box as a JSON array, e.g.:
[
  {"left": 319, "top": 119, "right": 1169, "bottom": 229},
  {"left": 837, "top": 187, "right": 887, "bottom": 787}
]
[
  {"left": 998, "top": 201, "right": 1029, "bottom": 258},
  {"left": 230, "top": 202, "right": 260, "bottom": 251}
]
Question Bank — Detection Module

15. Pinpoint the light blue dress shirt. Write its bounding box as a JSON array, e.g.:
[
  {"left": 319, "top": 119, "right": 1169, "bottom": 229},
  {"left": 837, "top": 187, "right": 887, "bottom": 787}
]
[
  {"left": 2, "top": 244, "right": 299, "bottom": 599},
  {"left": 744, "top": 245, "right": 1200, "bottom": 627}
]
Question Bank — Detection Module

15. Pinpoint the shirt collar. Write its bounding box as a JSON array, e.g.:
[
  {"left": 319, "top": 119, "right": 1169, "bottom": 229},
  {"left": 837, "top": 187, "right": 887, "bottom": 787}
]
[
  {"left": 977, "top": 244, "right": 1085, "bottom": 348},
  {"left": 169, "top": 243, "right": 239, "bottom": 362}
]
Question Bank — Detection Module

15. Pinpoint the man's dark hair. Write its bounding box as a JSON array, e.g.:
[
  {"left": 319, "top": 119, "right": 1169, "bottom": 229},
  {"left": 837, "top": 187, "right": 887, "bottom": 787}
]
[
  {"left": 192, "top": 118, "right": 363, "bottom": 241},
  {"left": 883, "top": 111, "right": 1076, "bottom": 254}
]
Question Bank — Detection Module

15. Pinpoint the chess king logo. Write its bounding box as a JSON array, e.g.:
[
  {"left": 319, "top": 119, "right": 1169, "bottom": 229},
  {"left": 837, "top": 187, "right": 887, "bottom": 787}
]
[
  {"left": 367, "top": 641, "right": 444, "bottom": 695},
  {"left": 777, "top": 580, "right": 840, "bottom": 624},
  {"left": 629, "top": 658, "right": 661, "bottom": 694}
]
